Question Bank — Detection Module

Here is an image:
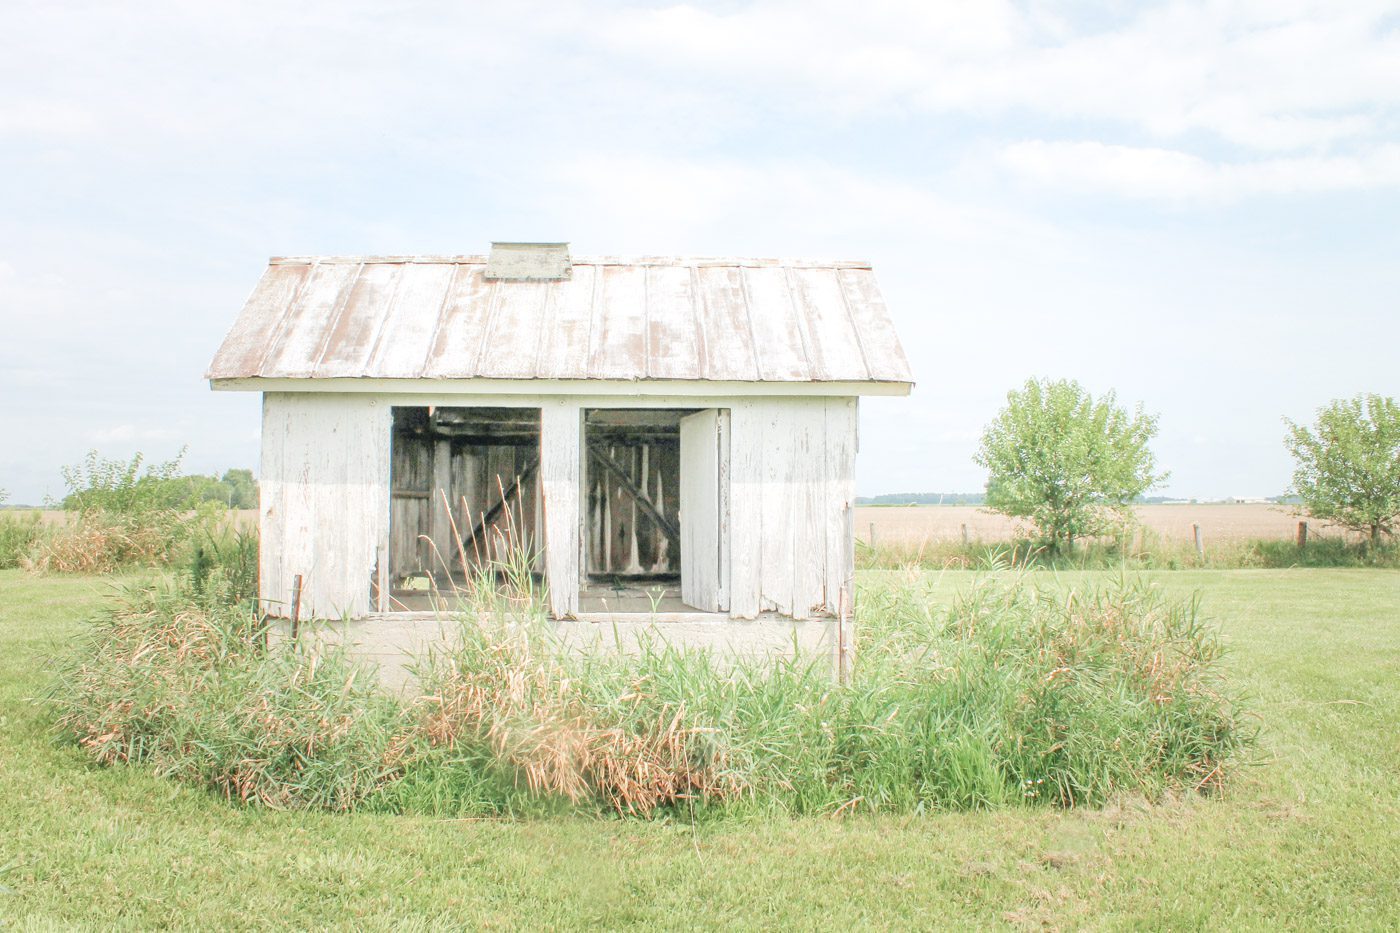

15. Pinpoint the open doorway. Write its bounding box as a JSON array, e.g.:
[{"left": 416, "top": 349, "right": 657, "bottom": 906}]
[
  {"left": 388, "top": 406, "right": 541, "bottom": 610},
  {"left": 580, "top": 408, "right": 728, "bottom": 614}
]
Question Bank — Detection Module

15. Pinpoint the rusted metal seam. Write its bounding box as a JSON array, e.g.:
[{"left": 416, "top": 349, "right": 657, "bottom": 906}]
[
  {"left": 419, "top": 263, "right": 465, "bottom": 379},
  {"left": 735, "top": 267, "right": 764, "bottom": 381},
  {"left": 357, "top": 263, "right": 409, "bottom": 376},
  {"left": 584, "top": 263, "right": 604, "bottom": 377},
  {"left": 468, "top": 278, "right": 504, "bottom": 378},
  {"left": 530, "top": 280, "right": 556, "bottom": 379},
  {"left": 834, "top": 268, "right": 874, "bottom": 382},
  {"left": 249, "top": 260, "right": 319, "bottom": 378},
  {"left": 308, "top": 261, "right": 366, "bottom": 376},
  {"left": 688, "top": 264, "right": 710, "bottom": 381},
  {"left": 642, "top": 266, "right": 651, "bottom": 379},
  {"left": 781, "top": 266, "right": 817, "bottom": 382}
]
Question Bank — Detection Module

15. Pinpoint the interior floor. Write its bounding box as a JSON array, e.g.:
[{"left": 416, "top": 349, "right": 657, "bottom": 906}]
[
  {"left": 385, "top": 576, "right": 698, "bottom": 615},
  {"left": 579, "top": 579, "right": 691, "bottom": 613}
]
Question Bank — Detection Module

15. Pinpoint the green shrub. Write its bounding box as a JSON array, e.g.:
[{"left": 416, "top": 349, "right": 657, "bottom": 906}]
[
  {"left": 186, "top": 524, "right": 259, "bottom": 607},
  {"left": 30, "top": 451, "right": 226, "bottom": 574},
  {"left": 0, "top": 512, "right": 47, "bottom": 569}
]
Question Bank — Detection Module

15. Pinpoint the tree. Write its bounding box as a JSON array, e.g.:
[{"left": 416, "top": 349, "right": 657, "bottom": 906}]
[
  {"left": 1284, "top": 394, "right": 1400, "bottom": 547},
  {"left": 975, "top": 378, "right": 1166, "bottom": 552},
  {"left": 219, "top": 469, "right": 258, "bottom": 509}
]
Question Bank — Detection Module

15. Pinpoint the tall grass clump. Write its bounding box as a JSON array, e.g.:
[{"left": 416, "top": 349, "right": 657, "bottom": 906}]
[
  {"left": 848, "top": 572, "right": 1252, "bottom": 807},
  {"left": 50, "top": 580, "right": 402, "bottom": 810},
  {"left": 49, "top": 494, "right": 1252, "bottom": 817},
  {"left": 0, "top": 511, "right": 48, "bottom": 568},
  {"left": 390, "top": 544, "right": 1251, "bottom": 815}
]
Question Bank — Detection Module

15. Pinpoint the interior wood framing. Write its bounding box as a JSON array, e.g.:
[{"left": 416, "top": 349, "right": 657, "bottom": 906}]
[
  {"left": 582, "top": 408, "right": 691, "bottom": 583},
  {"left": 389, "top": 406, "right": 542, "bottom": 605}
]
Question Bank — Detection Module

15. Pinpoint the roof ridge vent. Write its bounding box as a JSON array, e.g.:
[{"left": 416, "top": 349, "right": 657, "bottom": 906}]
[{"left": 484, "top": 242, "right": 571, "bottom": 281}]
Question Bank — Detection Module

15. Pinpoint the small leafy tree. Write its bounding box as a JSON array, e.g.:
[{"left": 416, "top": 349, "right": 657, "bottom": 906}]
[
  {"left": 58, "top": 450, "right": 189, "bottom": 515},
  {"left": 975, "top": 378, "right": 1166, "bottom": 552},
  {"left": 1284, "top": 394, "right": 1400, "bottom": 546}
]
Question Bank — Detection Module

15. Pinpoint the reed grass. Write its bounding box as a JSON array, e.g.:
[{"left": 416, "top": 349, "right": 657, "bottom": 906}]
[{"left": 49, "top": 558, "right": 1253, "bottom": 817}]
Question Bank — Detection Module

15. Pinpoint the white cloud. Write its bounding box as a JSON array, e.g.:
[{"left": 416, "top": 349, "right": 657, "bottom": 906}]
[
  {"left": 999, "top": 140, "right": 1400, "bottom": 200},
  {"left": 600, "top": 0, "right": 1400, "bottom": 153},
  {"left": 545, "top": 152, "right": 1067, "bottom": 255}
]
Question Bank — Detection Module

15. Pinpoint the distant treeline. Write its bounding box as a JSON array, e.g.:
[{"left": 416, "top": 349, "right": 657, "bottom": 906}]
[{"left": 857, "top": 493, "right": 987, "bottom": 506}]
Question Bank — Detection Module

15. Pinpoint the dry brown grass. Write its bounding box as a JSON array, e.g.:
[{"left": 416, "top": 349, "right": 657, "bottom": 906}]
[
  {"left": 414, "top": 627, "right": 742, "bottom": 815},
  {"left": 25, "top": 515, "right": 182, "bottom": 574}
]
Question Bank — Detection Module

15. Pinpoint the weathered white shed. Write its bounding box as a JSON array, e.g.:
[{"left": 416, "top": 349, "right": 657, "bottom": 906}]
[{"left": 207, "top": 245, "right": 911, "bottom": 649}]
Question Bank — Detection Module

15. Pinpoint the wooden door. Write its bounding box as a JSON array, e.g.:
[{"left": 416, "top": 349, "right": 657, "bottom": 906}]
[{"left": 679, "top": 409, "right": 729, "bottom": 612}]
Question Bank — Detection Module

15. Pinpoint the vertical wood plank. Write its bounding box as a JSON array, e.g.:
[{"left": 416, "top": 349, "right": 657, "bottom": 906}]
[
  {"left": 787, "top": 399, "right": 827, "bottom": 619},
  {"left": 430, "top": 438, "right": 454, "bottom": 575},
  {"left": 727, "top": 400, "right": 763, "bottom": 619},
  {"left": 541, "top": 403, "right": 581, "bottom": 617},
  {"left": 823, "top": 398, "right": 857, "bottom": 616},
  {"left": 680, "top": 409, "right": 721, "bottom": 611}
]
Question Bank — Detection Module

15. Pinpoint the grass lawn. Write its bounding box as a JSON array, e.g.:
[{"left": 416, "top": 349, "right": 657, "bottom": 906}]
[{"left": 2, "top": 568, "right": 1397, "bottom": 929}]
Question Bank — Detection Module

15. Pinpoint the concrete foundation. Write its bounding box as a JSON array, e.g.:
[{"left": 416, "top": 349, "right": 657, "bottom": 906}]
[{"left": 269, "top": 612, "right": 847, "bottom": 693}]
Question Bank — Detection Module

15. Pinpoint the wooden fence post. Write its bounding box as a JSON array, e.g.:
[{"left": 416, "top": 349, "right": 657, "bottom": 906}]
[
  {"left": 290, "top": 574, "right": 303, "bottom": 644},
  {"left": 1192, "top": 524, "right": 1205, "bottom": 560},
  {"left": 868, "top": 522, "right": 876, "bottom": 547},
  {"left": 1296, "top": 521, "right": 1308, "bottom": 549},
  {"left": 836, "top": 586, "right": 849, "bottom": 685},
  {"left": 960, "top": 523, "right": 969, "bottom": 547}
]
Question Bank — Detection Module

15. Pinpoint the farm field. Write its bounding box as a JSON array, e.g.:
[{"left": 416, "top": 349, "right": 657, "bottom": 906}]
[
  {"left": 2, "top": 567, "right": 1397, "bottom": 928},
  {"left": 12, "top": 503, "right": 1336, "bottom": 546},
  {"left": 856, "top": 502, "right": 1345, "bottom": 545}
]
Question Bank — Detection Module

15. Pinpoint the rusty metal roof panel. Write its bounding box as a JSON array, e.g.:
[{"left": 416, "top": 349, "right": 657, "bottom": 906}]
[{"left": 207, "top": 256, "right": 913, "bottom": 387}]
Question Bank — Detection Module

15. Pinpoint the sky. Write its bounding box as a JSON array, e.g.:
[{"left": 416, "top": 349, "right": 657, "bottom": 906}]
[{"left": 2, "top": 0, "right": 1398, "bottom": 504}]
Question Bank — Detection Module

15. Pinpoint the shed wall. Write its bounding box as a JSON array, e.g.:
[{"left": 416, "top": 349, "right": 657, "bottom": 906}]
[
  {"left": 260, "top": 393, "right": 390, "bottom": 619},
  {"left": 729, "top": 397, "right": 856, "bottom": 619},
  {"left": 258, "top": 392, "right": 855, "bottom": 622}
]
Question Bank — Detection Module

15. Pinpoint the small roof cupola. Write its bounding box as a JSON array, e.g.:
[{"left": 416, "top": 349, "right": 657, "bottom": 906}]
[{"left": 484, "top": 242, "right": 571, "bottom": 281}]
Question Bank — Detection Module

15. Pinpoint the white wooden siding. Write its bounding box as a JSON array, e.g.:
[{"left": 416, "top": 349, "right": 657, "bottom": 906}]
[
  {"left": 679, "top": 409, "right": 727, "bottom": 612},
  {"left": 260, "top": 393, "right": 390, "bottom": 619},
  {"left": 541, "top": 402, "right": 582, "bottom": 618},
  {"left": 259, "top": 391, "right": 855, "bottom": 623},
  {"left": 728, "top": 397, "right": 855, "bottom": 620}
]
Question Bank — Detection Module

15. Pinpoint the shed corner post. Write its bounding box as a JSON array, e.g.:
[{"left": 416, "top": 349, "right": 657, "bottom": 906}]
[{"left": 540, "top": 401, "right": 582, "bottom": 618}]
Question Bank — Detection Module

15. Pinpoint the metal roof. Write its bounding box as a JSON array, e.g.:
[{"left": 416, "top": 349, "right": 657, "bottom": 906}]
[{"left": 207, "top": 256, "right": 912, "bottom": 388}]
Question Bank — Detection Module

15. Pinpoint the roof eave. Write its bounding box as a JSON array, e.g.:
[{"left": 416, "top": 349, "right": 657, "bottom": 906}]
[{"left": 208, "top": 376, "right": 914, "bottom": 397}]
